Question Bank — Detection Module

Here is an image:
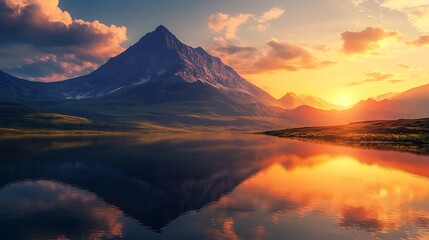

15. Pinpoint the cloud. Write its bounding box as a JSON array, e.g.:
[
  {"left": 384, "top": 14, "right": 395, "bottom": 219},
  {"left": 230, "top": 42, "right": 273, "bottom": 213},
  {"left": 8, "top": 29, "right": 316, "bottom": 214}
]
[
  {"left": 208, "top": 38, "right": 258, "bottom": 55},
  {"left": 206, "top": 7, "right": 331, "bottom": 74},
  {"left": 408, "top": 35, "right": 429, "bottom": 47},
  {"left": 0, "top": 0, "right": 127, "bottom": 81},
  {"left": 366, "top": 71, "right": 395, "bottom": 80},
  {"left": 380, "top": 0, "right": 429, "bottom": 33},
  {"left": 208, "top": 7, "right": 285, "bottom": 38},
  {"left": 252, "top": 39, "right": 335, "bottom": 73},
  {"left": 340, "top": 27, "right": 401, "bottom": 55},
  {"left": 398, "top": 63, "right": 410, "bottom": 69},
  {"left": 345, "top": 71, "right": 398, "bottom": 86},
  {"left": 257, "top": 7, "right": 285, "bottom": 23},
  {"left": 208, "top": 13, "right": 252, "bottom": 39},
  {"left": 207, "top": 38, "right": 335, "bottom": 74},
  {"left": 252, "top": 7, "right": 285, "bottom": 32},
  {"left": 351, "top": 0, "right": 366, "bottom": 7},
  {"left": 206, "top": 37, "right": 260, "bottom": 73},
  {"left": 313, "top": 43, "right": 330, "bottom": 52}
]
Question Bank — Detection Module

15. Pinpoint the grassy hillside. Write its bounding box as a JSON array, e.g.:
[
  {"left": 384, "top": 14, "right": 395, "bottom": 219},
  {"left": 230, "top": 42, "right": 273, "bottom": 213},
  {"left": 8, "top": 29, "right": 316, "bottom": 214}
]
[
  {"left": 263, "top": 118, "right": 429, "bottom": 154},
  {"left": 0, "top": 102, "right": 133, "bottom": 136}
]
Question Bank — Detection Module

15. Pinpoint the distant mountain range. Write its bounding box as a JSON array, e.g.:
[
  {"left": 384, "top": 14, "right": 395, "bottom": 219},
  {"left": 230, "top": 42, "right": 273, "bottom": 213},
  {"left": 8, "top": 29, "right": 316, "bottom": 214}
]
[
  {"left": 284, "top": 83, "right": 429, "bottom": 126},
  {"left": 0, "top": 25, "right": 428, "bottom": 130},
  {"left": 279, "top": 92, "right": 343, "bottom": 110}
]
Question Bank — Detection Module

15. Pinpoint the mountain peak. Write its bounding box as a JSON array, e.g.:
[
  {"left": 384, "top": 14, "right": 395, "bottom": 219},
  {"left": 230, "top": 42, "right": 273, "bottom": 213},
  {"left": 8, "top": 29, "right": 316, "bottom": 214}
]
[
  {"left": 155, "top": 24, "right": 169, "bottom": 31},
  {"left": 154, "top": 25, "right": 173, "bottom": 35},
  {"left": 285, "top": 92, "right": 298, "bottom": 97},
  {"left": 42, "top": 24, "right": 275, "bottom": 105},
  {"left": 280, "top": 92, "right": 300, "bottom": 100},
  {"left": 150, "top": 25, "right": 176, "bottom": 40},
  {"left": 136, "top": 25, "right": 182, "bottom": 51}
]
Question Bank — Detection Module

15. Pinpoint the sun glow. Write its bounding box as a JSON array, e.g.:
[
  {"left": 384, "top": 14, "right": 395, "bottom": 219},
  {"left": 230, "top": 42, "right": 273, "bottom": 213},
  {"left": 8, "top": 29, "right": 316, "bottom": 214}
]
[{"left": 337, "top": 94, "right": 354, "bottom": 107}]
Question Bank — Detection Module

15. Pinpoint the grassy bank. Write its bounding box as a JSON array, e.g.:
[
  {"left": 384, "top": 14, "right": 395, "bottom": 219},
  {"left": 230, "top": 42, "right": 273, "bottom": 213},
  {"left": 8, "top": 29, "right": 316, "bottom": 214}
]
[
  {"left": 0, "top": 102, "right": 134, "bottom": 137},
  {"left": 263, "top": 118, "right": 429, "bottom": 154}
]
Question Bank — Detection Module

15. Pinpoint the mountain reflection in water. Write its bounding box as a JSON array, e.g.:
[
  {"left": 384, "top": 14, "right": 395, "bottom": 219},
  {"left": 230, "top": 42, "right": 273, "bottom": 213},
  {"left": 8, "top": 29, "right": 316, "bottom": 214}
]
[{"left": 0, "top": 134, "right": 428, "bottom": 240}]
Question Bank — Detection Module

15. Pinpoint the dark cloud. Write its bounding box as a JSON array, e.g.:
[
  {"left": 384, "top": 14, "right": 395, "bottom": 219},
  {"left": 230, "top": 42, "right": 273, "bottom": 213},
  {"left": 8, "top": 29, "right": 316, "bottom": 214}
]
[
  {"left": 0, "top": 2, "right": 98, "bottom": 47},
  {"left": 0, "top": 0, "right": 127, "bottom": 81},
  {"left": 214, "top": 45, "right": 258, "bottom": 55}
]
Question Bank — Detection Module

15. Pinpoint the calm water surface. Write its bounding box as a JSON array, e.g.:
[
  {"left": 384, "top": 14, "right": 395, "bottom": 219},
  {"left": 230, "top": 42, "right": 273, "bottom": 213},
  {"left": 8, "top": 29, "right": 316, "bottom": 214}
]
[{"left": 1, "top": 134, "right": 429, "bottom": 240}]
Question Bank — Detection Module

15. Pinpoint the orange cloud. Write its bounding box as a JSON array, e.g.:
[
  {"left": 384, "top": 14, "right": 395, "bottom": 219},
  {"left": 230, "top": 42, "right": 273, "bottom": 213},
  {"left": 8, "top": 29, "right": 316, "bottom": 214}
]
[
  {"left": 252, "top": 39, "right": 336, "bottom": 73},
  {"left": 208, "top": 13, "right": 251, "bottom": 39},
  {"left": 252, "top": 7, "right": 285, "bottom": 32},
  {"left": 366, "top": 71, "right": 395, "bottom": 80},
  {"left": 206, "top": 37, "right": 260, "bottom": 72},
  {"left": 409, "top": 35, "right": 429, "bottom": 47},
  {"left": 5, "top": 0, "right": 73, "bottom": 24},
  {"left": 208, "top": 7, "right": 285, "bottom": 38},
  {"left": 340, "top": 27, "right": 400, "bottom": 55},
  {"left": 257, "top": 7, "right": 285, "bottom": 23},
  {"left": 0, "top": 0, "right": 127, "bottom": 81},
  {"left": 313, "top": 43, "right": 330, "bottom": 52},
  {"left": 345, "top": 71, "right": 398, "bottom": 86},
  {"left": 207, "top": 38, "right": 335, "bottom": 74}
]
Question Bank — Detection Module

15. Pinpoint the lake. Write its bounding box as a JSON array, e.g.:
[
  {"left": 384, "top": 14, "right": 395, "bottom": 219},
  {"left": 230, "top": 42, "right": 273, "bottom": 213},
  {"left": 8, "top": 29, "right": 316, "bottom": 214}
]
[{"left": 1, "top": 133, "right": 429, "bottom": 240}]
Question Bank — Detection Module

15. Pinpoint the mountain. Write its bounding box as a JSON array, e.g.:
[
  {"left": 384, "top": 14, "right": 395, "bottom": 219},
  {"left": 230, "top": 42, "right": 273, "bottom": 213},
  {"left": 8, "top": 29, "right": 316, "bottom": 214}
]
[
  {"left": 1, "top": 25, "right": 428, "bottom": 130},
  {"left": 49, "top": 26, "right": 278, "bottom": 106},
  {"left": 299, "top": 94, "right": 344, "bottom": 110},
  {"left": 278, "top": 92, "right": 305, "bottom": 109},
  {"left": 390, "top": 84, "right": 429, "bottom": 110},
  {"left": 0, "top": 25, "right": 286, "bottom": 130},
  {"left": 350, "top": 83, "right": 429, "bottom": 120},
  {"left": 0, "top": 70, "right": 62, "bottom": 99},
  {"left": 278, "top": 92, "right": 342, "bottom": 110}
]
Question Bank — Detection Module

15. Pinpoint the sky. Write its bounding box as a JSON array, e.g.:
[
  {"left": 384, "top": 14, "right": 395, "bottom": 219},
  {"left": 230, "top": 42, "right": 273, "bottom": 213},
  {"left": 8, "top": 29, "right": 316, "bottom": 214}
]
[{"left": 0, "top": 0, "right": 428, "bottom": 106}]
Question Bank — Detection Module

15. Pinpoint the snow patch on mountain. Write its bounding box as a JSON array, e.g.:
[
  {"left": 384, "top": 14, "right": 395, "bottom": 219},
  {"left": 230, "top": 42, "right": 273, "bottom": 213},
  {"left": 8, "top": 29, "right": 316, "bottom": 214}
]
[
  {"left": 96, "top": 86, "right": 126, "bottom": 97},
  {"left": 133, "top": 76, "right": 151, "bottom": 85},
  {"left": 157, "top": 69, "right": 167, "bottom": 76}
]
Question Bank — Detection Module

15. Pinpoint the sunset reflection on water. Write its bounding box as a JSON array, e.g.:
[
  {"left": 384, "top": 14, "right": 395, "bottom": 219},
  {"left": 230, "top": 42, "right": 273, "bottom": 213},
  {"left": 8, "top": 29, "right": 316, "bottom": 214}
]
[
  {"left": 205, "top": 155, "right": 429, "bottom": 239},
  {"left": 0, "top": 134, "right": 428, "bottom": 239}
]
